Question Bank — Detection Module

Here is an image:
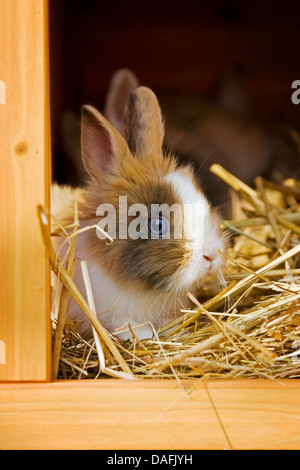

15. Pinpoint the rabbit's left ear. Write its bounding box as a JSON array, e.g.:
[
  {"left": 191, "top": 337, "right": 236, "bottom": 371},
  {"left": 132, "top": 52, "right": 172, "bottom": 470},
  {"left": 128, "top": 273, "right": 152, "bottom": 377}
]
[
  {"left": 124, "top": 86, "right": 164, "bottom": 159},
  {"left": 81, "top": 105, "right": 128, "bottom": 180}
]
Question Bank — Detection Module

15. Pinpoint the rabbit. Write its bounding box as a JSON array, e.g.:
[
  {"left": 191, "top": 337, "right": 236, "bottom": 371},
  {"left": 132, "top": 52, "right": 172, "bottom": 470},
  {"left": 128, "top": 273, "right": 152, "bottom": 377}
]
[{"left": 51, "top": 86, "right": 225, "bottom": 340}]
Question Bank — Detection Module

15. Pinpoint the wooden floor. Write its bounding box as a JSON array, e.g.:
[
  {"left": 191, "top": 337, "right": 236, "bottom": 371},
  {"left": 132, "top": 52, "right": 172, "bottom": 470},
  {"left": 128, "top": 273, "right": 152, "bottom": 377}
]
[{"left": 0, "top": 379, "right": 300, "bottom": 450}]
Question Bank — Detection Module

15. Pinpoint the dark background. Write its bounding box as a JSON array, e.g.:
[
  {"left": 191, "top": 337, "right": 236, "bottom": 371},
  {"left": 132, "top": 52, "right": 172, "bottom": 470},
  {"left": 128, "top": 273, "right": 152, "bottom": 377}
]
[{"left": 49, "top": 0, "right": 300, "bottom": 192}]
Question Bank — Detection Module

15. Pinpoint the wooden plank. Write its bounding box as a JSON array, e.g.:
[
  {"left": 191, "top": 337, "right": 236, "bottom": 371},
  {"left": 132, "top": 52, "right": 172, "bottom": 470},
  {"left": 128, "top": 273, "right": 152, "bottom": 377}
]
[
  {"left": 0, "top": 379, "right": 299, "bottom": 450},
  {"left": 0, "top": 0, "right": 51, "bottom": 381},
  {"left": 207, "top": 380, "right": 300, "bottom": 450},
  {"left": 0, "top": 379, "right": 228, "bottom": 450}
]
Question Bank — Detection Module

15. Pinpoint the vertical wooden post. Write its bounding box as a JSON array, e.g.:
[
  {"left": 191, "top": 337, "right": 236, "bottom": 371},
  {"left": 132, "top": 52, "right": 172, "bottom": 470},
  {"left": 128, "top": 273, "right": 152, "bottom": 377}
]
[{"left": 0, "top": 0, "right": 51, "bottom": 381}]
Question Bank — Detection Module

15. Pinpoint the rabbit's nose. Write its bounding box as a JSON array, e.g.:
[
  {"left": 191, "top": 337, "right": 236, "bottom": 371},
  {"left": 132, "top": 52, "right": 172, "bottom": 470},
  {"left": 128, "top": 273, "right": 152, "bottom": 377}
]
[{"left": 202, "top": 248, "right": 217, "bottom": 263}]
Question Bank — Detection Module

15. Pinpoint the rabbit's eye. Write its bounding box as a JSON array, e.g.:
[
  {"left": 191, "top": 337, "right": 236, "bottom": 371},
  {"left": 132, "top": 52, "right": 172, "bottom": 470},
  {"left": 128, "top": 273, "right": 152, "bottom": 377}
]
[{"left": 148, "top": 217, "right": 169, "bottom": 238}]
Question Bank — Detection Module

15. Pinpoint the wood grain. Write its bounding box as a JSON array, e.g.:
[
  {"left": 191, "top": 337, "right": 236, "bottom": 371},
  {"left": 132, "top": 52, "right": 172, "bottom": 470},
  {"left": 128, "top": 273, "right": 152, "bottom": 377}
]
[
  {"left": 0, "top": 0, "right": 51, "bottom": 381},
  {"left": 206, "top": 379, "right": 300, "bottom": 450},
  {"left": 0, "top": 379, "right": 299, "bottom": 450},
  {"left": 0, "top": 379, "right": 229, "bottom": 450}
]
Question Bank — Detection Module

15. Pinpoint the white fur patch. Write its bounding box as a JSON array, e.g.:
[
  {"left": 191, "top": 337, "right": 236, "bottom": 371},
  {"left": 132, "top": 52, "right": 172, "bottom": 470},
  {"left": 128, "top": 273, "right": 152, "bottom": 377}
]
[
  {"left": 165, "top": 170, "right": 224, "bottom": 289},
  {"left": 165, "top": 171, "right": 208, "bottom": 243}
]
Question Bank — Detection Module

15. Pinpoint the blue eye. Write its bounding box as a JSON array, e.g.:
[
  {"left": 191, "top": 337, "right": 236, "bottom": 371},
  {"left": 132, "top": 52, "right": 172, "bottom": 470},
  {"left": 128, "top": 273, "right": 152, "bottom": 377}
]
[{"left": 148, "top": 217, "right": 168, "bottom": 238}]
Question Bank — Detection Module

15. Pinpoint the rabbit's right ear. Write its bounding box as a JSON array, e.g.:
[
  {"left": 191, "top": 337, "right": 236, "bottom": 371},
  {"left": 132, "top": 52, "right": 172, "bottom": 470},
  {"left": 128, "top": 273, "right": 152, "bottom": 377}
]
[
  {"left": 124, "top": 87, "right": 164, "bottom": 160},
  {"left": 81, "top": 105, "right": 128, "bottom": 180}
]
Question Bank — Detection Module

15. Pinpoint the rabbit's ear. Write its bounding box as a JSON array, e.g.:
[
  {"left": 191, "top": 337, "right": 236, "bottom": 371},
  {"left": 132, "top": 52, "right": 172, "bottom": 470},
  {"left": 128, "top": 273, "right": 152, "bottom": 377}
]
[
  {"left": 124, "top": 86, "right": 164, "bottom": 159},
  {"left": 104, "top": 68, "right": 140, "bottom": 136},
  {"left": 81, "top": 105, "right": 128, "bottom": 179}
]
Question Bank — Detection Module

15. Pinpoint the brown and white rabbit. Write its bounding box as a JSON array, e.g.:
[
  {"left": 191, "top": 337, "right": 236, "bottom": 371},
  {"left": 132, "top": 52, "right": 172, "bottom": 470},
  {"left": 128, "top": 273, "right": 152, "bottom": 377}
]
[{"left": 51, "top": 86, "right": 225, "bottom": 340}]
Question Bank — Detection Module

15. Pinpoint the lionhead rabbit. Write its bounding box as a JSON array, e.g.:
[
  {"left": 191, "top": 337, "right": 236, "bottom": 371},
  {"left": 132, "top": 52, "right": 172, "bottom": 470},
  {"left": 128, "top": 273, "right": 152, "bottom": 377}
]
[{"left": 52, "top": 86, "right": 225, "bottom": 340}]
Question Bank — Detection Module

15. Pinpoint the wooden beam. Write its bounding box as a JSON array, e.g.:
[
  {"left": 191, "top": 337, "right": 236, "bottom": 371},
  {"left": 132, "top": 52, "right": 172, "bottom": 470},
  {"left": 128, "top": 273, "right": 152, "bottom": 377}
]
[
  {"left": 0, "top": 379, "right": 231, "bottom": 450},
  {"left": 0, "top": 379, "right": 299, "bottom": 450},
  {"left": 0, "top": 0, "right": 51, "bottom": 381},
  {"left": 206, "top": 379, "right": 300, "bottom": 450}
]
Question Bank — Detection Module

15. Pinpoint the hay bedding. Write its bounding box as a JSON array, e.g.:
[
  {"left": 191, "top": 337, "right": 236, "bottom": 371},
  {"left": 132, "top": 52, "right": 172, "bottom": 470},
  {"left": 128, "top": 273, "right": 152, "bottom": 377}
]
[{"left": 39, "top": 164, "right": 300, "bottom": 381}]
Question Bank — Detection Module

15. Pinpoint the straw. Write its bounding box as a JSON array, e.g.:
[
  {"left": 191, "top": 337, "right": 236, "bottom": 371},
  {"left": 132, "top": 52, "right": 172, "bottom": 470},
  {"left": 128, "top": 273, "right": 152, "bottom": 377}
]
[
  {"left": 37, "top": 205, "right": 133, "bottom": 376},
  {"left": 42, "top": 164, "right": 300, "bottom": 380}
]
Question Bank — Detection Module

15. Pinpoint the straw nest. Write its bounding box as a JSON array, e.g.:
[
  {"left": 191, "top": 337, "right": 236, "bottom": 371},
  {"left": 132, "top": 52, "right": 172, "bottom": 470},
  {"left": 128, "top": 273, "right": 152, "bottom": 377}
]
[{"left": 38, "top": 164, "right": 300, "bottom": 381}]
